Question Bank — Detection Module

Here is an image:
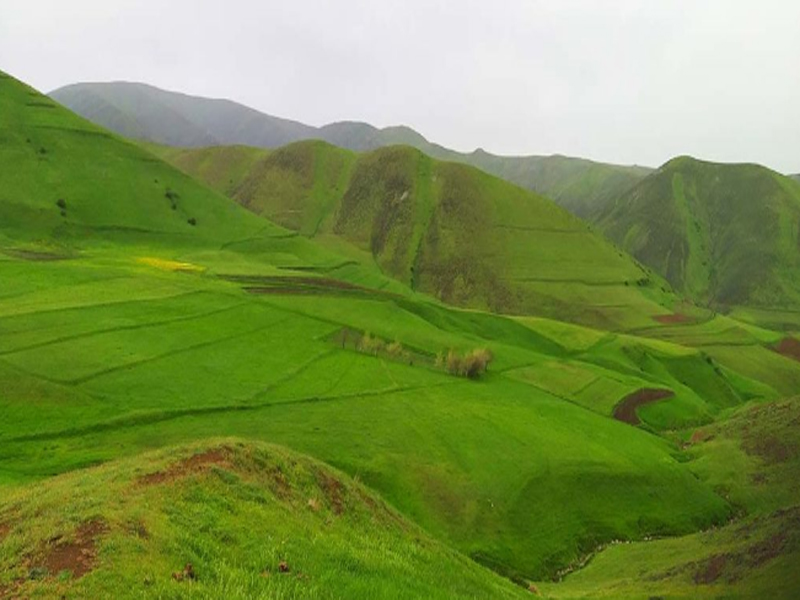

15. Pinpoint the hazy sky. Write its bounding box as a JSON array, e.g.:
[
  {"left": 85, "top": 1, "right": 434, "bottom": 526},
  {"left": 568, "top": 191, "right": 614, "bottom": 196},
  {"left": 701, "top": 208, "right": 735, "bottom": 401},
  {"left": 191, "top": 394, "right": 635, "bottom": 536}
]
[{"left": 2, "top": 0, "right": 798, "bottom": 172}]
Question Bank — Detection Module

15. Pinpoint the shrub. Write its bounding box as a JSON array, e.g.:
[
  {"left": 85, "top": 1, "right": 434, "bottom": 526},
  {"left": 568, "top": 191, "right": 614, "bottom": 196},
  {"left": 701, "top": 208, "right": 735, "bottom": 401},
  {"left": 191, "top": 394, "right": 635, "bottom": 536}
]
[
  {"left": 386, "top": 340, "right": 407, "bottom": 360},
  {"left": 56, "top": 198, "right": 67, "bottom": 209},
  {"left": 187, "top": 218, "right": 197, "bottom": 226},
  {"left": 444, "top": 348, "right": 493, "bottom": 379},
  {"left": 357, "top": 332, "right": 384, "bottom": 355}
]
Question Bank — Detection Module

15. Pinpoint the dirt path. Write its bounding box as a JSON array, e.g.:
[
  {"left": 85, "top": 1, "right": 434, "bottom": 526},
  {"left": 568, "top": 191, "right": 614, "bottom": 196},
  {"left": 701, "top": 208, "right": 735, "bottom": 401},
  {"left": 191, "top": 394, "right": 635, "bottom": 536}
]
[{"left": 613, "top": 388, "right": 675, "bottom": 425}]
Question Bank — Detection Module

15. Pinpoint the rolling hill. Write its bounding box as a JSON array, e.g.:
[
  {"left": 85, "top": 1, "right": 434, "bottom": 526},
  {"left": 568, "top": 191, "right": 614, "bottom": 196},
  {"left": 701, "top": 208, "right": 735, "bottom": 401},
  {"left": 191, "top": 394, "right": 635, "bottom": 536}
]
[
  {"left": 3, "top": 70, "right": 800, "bottom": 599},
  {"left": 595, "top": 156, "right": 800, "bottom": 310},
  {"left": 151, "top": 140, "right": 674, "bottom": 329},
  {"left": 0, "top": 440, "right": 527, "bottom": 599},
  {"left": 50, "top": 81, "right": 650, "bottom": 215}
]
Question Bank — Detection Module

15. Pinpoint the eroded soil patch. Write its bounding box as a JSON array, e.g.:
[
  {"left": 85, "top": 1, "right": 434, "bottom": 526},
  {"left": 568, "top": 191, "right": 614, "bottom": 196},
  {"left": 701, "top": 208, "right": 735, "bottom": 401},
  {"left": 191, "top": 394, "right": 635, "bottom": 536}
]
[
  {"left": 315, "top": 470, "right": 345, "bottom": 515},
  {"left": 653, "top": 313, "right": 691, "bottom": 324},
  {"left": 38, "top": 520, "right": 108, "bottom": 579},
  {"left": 222, "top": 274, "right": 399, "bottom": 299},
  {"left": 772, "top": 337, "right": 800, "bottom": 363},
  {"left": 4, "top": 249, "right": 72, "bottom": 262},
  {"left": 138, "top": 448, "right": 231, "bottom": 486},
  {"left": 612, "top": 388, "right": 674, "bottom": 425}
]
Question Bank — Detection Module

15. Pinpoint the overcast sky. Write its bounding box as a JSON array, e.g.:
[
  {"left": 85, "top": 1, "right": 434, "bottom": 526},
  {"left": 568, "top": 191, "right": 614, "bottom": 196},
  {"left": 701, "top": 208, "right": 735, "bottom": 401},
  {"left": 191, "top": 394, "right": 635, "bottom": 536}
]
[{"left": 1, "top": 0, "right": 798, "bottom": 172}]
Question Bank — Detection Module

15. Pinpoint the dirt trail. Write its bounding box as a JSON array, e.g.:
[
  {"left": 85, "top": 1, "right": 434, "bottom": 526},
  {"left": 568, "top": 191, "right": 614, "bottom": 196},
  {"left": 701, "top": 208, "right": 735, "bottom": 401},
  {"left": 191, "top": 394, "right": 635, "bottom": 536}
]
[{"left": 613, "top": 388, "right": 675, "bottom": 425}]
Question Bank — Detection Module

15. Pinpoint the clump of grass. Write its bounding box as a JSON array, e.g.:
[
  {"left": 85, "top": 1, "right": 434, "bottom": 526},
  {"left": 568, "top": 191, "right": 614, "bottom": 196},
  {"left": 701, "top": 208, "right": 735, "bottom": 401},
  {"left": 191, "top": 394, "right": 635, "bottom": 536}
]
[
  {"left": 357, "top": 332, "right": 384, "bottom": 355},
  {"left": 443, "top": 348, "right": 493, "bottom": 379}
]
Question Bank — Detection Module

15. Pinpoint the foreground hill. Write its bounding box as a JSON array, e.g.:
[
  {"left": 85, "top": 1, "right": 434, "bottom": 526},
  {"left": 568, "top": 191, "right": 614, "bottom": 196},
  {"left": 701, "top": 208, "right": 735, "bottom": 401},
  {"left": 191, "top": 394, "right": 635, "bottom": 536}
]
[
  {"left": 0, "top": 440, "right": 526, "bottom": 599},
  {"left": 596, "top": 156, "right": 800, "bottom": 310},
  {"left": 50, "top": 81, "right": 650, "bottom": 215},
  {"left": 152, "top": 140, "right": 673, "bottom": 328}
]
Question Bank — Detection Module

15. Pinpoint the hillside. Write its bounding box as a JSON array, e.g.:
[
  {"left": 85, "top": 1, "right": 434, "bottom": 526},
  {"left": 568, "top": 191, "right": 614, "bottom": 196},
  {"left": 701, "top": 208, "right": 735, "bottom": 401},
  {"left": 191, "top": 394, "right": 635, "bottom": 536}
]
[
  {"left": 50, "top": 81, "right": 650, "bottom": 215},
  {"left": 0, "top": 440, "right": 527, "bottom": 599},
  {"left": 596, "top": 156, "right": 800, "bottom": 310},
  {"left": 538, "top": 397, "right": 800, "bottom": 599},
  {"left": 153, "top": 140, "right": 673, "bottom": 329}
]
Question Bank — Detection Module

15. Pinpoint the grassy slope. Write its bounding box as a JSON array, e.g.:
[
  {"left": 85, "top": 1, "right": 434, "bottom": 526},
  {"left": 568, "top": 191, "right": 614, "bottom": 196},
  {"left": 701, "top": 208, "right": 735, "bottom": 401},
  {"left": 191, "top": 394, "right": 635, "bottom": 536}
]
[
  {"left": 151, "top": 141, "right": 674, "bottom": 330},
  {"left": 0, "top": 440, "right": 526, "bottom": 599},
  {"left": 597, "top": 156, "right": 800, "bottom": 312},
  {"left": 51, "top": 82, "right": 651, "bottom": 218},
  {"left": 537, "top": 397, "right": 800, "bottom": 599},
  {"left": 0, "top": 257, "right": 742, "bottom": 581}
]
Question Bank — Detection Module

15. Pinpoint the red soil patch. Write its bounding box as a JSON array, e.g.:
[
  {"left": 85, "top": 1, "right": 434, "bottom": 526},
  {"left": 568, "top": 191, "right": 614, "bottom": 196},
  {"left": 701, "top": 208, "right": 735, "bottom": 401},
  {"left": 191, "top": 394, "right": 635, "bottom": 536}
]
[
  {"left": 315, "top": 470, "right": 345, "bottom": 515},
  {"left": 742, "top": 435, "right": 798, "bottom": 465},
  {"left": 694, "top": 553, "right": 728, "bottom": 584},
  {"left": 138, "top": 448, "right": 231, "bottom": 486},
  {"left": 613, "top": 388, "right": 675, "bottom": 425},
  {"left": 0, "top": 522, "right": 10, "bottom": 542},
  {"left": 772, "top": 337, "right": 800, "bottom": 363},
  {"left": 15, "top": 519, "right": 110, "bottom": 584},
  {"left": 653, "top": 313, "right": 691, "bottom": 324}
]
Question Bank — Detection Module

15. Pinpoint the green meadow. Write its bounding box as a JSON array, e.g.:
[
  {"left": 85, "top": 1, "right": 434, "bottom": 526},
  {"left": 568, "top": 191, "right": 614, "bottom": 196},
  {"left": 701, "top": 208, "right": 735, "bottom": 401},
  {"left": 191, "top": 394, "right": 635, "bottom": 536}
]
[{"left": 0, "top": 70, "right": 798, "bottom": 598}]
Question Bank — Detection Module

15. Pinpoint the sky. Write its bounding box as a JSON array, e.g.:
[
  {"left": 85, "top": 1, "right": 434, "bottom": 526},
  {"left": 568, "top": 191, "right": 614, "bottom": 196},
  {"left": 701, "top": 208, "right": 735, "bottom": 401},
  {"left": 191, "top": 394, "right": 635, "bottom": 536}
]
[{"left": 1, "top": 0, "right": 798, "bottom": 172}]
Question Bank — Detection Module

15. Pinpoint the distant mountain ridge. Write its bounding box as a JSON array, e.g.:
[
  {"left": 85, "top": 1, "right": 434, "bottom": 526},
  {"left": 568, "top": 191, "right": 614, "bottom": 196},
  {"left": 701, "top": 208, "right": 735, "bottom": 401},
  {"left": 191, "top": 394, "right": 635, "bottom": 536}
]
[{"left": 50, "top": 81, "right": 651, "bottom": 213}]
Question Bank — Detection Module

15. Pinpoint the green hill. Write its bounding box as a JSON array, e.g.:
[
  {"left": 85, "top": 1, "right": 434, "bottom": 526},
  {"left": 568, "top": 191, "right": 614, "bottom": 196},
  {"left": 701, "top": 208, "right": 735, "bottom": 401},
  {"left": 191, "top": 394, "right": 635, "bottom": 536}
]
[
  {"left": 51, "top": 81, "right": 651, "bottom": 216},
  {"left": 50, "top": 81, "right": 316, "bottom": 148},
  {"left": 153, "top": 140, "right": 673, "bottom": 329},
  {"left": 596, "top": 156, "right": 800, "bottom": 310},
  {"left": 0, "top": 439, "right": 529, "bottom": 599}
]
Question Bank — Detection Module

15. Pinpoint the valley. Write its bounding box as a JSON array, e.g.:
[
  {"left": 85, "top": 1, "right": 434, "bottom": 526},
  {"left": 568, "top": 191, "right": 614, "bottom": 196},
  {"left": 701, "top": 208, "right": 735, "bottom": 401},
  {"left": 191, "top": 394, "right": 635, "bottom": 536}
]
[{"left": 0, "top": 67, "right": 798, "bottom": 599}]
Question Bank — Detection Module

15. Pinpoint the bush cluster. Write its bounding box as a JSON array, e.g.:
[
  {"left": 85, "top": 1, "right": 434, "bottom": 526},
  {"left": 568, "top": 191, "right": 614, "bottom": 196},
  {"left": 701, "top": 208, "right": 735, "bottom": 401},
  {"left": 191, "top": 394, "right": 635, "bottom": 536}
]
[
  {"left": 356, "top": 333, "right": 409, "bottom": 361},
  {"left": 437, "top": 348, "right": 493, "bottom": 379}
]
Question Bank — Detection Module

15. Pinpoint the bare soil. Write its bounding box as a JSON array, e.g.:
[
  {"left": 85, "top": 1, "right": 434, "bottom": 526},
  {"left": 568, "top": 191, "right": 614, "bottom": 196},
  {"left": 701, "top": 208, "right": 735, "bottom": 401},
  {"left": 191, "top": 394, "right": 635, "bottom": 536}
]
[
  {"left": 613, "top": 388, "right": 675, "bottom": 425},
  {"left": 653, "top": 313, "right": 691, "bottom": 324},
  {"left": 315, "top": 470, "right": 345, "bottom": 515},
  {"left": 773, "top": 337, "right": 800, "bottom": 363},
  {"left": 4, "top": 249, "right": 71, "bottom": 262},
  {"left": 138, "top": 448, "right": 231, "bottom": 486}
]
